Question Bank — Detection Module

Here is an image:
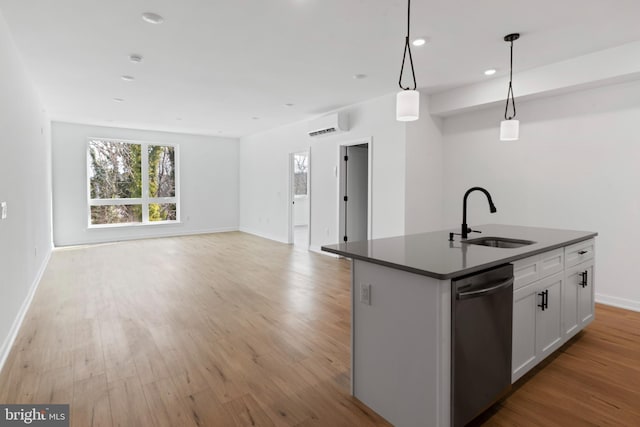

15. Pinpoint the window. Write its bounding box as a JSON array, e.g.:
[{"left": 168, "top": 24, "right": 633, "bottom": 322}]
[
  {"left": 293, "top": 153, "right": 308, "bottom": 196},
  {"left": 87, "top": 138, "right": 179, "bottom": 226}
]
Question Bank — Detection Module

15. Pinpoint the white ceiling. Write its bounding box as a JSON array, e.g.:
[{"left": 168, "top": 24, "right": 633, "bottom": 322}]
[{"left": 2, "top": 0, "right": 640, "bottom": 137}]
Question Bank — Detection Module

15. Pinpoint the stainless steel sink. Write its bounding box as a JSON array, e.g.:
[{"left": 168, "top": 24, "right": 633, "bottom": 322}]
[{"left": 463, "top": 236, "right": 536, "bottom": 248}]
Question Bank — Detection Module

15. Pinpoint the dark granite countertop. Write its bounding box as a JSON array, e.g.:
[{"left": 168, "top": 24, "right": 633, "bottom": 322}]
[{"left": 321, "top": 224, "right": 597, "bottom": 280}]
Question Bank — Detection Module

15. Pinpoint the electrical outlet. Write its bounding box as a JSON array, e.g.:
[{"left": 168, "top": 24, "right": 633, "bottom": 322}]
[
  {"left": 360, "top": 283, "right": 371, "bottom": 305},
  {"left": 1, "top": 202, "right": 7, "bottom": 220}
]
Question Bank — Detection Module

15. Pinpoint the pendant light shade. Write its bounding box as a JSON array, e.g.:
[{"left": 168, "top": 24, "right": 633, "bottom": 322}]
[
  {"left": 396, "top": 89, "right": 420, "bottom": 121},
  {"left": 500, "top": 119, "right": 519, "bottom": 141},
  {"left": 396, "top": 0, "right": 419, "bottom": 122},
  {"left": 500, "top": 33, "right": 520, "bottom": 141}
]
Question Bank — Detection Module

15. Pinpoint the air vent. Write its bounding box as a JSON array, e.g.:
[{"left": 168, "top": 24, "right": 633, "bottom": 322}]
[
  {"left": 309, "top": 127, "right": 337, "bottom": 137},
  {"left": 307, "top": 113, "right": 349, "bottom": 138}
]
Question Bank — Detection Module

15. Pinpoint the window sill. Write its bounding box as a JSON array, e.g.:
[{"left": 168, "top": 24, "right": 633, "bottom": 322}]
[{"left": 88, "top": 221, "right": 182, "bottom": 230}]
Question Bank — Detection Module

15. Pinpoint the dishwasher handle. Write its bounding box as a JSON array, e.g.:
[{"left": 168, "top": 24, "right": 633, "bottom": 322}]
[{"left": 457, "top": 277, "right": 514, "bottom": 300}]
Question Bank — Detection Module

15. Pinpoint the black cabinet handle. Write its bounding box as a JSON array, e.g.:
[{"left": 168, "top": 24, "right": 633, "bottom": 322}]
[
  {"left": 537, "top": 292, "right": 544, "bottom": 310},
  {"left": 538, "top": 290, "right": 549, "bottom": 311},
  {"left": 538, "top": 290, "right": 547, "bottom": 311},
  {"left": 579, "top": 271, "right": 589, "bottom": 288},
  {"left": 584, "top": 271, "right": 588, "bottom": 287},
  {"left": 544, "top": 289, "right": 549, "bottom": 310},
  {"left": 578, "top": 250, "right": 589, "bottom": 255}
]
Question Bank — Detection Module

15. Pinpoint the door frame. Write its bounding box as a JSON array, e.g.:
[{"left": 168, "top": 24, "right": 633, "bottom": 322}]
[
  {"left": 337, "top": 137, "right": 373, "bottom": 243},
  {"left": 288, "top": 149, "right": 311, "bottom": 247}
]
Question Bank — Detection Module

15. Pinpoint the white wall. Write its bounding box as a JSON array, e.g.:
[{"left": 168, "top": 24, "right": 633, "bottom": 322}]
[
  {"left": 239, "top": 93, "right": 407, "bottom": 251},
  {"left": 442, "top": 79, "right": 640, "bottom": 311},
  {"left": 405, "top": 95, "right": 445, "bottom": 234},
  {"left": 51, "top": 122, "right": 239, "bottom": 246},
  {"left": 0, "top": 12, "right": 52, "bottom": 369}
]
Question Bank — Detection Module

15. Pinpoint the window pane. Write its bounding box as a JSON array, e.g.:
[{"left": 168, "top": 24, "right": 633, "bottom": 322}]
[
  {"left": 88, "top": 140, "right": 142, "bottom": 199},
  {"left": 149, "top": 203, "right": 177, "bottom": 221},
  {"left": 90, "top": 205, "right": 142, "bottom": 225},
  {"left": 148, "top": 145, "right": 176, "bottom": 197},
  {"left": 294, "top": 154, "right": 308, "bottom": 196}
]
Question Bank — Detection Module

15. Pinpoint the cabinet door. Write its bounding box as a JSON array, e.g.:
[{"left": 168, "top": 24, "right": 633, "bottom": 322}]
[
  {"left": 563, "top": 265, "right": 582, "bottom": 339},
  {"left": 579, "top": 262, "right": 595, "bottom": 327},
  {"left": 535, "top": 273, "right": 563, "bottom": 359},
  {"left": 512, "top": 287, "right": 537, "bottom": 382}
]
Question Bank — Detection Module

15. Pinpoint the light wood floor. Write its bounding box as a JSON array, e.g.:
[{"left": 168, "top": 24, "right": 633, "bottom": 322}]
[{"left": 0, "top": 232, "right": 638, "bottom": 426}]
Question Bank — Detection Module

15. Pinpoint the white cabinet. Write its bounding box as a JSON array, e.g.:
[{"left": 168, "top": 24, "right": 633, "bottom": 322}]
[
  {"left": 512, "top": 272, "right": 563, "bottom": 382},
  {"left": 511, "top": 240, "right": 595, "bottom": 383},
  {"left": 563, "top": 260, "right": 595, "bottom": 339}
]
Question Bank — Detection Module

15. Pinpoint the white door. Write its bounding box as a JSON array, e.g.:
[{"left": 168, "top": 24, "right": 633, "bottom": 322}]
[{"left": 290, "top": 151, "right": 310, "bottom": 248}]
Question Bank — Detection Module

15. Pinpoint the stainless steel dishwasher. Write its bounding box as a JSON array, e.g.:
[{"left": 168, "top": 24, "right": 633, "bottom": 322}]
[{"left": 451, "top": 264, "right": 514, "bottom": 427}]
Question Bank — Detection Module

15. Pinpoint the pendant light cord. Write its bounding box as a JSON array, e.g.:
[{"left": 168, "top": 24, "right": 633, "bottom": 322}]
[
  {"left": 504, "top": 39, "right": 516, "bottom": 120},
  {"left": 398, "top": 0, "right": 417, "bottom": 91}
]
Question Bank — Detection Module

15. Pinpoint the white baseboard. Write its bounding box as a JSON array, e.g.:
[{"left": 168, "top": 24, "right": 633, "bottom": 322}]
[
  {"left": 595, "top": 293, "right": 640, "bottom": 312},
  {"left": 54, "top": 226, "right": 240, "bottom": 247},
  {"left": 238, "top": 227, "right": 289, "bottom": 244},
  {"left": 0, "top": 249, "right": 52, "bottom": 374}
]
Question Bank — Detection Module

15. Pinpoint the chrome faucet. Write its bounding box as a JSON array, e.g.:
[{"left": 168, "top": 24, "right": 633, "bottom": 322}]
[{"left": 460, "top": 187, "right": 497, "bottom": 239}]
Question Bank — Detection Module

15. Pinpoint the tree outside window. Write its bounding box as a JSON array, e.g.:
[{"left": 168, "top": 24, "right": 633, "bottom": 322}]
[
  {"left": 87, "top": 139, "right": 179, "bottom": 226},
  {"left": 293, "top": 153, "right": 308, "bottom": 196}
]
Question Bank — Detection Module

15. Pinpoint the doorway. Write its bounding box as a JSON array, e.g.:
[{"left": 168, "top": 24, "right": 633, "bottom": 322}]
[
  {"left": 289, "top": 151, "right": 311, "bottom": 249},
  {"left": 339, "top": 140, "right": 371, "bottom": 243}
]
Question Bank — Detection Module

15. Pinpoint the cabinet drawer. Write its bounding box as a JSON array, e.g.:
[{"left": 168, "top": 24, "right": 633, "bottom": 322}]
[
  {"left": 513, "top": 254, "right": 539, "bottom": 290},
  {"left": 513, "top": 248, "right": 564, "bottom": 290},
  {"left": 565, "top": 239, "right": 594, "bottom": 268},
  {"left": 540, "top": 248, "right": 564, "bottom": 278}
]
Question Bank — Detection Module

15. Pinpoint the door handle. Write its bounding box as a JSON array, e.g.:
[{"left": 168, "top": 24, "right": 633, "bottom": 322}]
[{"left": 456, "top": 277, "right": 514, "bottom": 299}]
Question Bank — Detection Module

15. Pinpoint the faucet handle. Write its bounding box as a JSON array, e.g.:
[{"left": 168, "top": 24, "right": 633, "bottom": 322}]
[{"left": 471, "top": 229, "right": 482, "bottom": 234}]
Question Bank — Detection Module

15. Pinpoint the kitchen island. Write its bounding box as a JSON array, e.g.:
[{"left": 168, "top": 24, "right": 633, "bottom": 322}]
[{"left": 322, "top": 224, "right": 597, "bottom": 427}]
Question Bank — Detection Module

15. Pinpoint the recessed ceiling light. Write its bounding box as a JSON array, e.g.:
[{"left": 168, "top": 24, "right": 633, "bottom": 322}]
[
  {"left": 113, "top": 98, "right": 124, "bottom": 103},
  {"left": 142, "top": 12, "right": 164, "bottom": 24},
  {"left": 284, "top": 103, "right": 294, "bottom": 107},
  {"left": 412, "top": 37, "right": 428, "bottom": 47},
  {"left": 252, "top": 117, "right": 260, "bottom": 120},
  {"left": 129, "top": 54, "right": 143, "bottom": 63},
  {"left": 484, "top": 68, "right": 497, "bottom": 76},
  {"left": 353, "top": 74, "right": 367, "bottom": 80},
  {"left": 121, "top": 75, "right": 135, "bottom": 81}
]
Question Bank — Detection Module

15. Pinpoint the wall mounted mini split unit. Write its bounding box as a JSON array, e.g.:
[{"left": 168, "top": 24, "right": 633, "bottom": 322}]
[{"left": 307, "top": 113, "right": 349, "bottom": 137}]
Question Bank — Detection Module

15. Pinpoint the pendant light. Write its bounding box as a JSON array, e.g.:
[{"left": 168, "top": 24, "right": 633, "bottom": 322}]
[
  {"left": 396, "top": 0, "right": 419, "bottom": 121},
  {"left": 500, "top": 33, "right": 520, "bottom": 141}
]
